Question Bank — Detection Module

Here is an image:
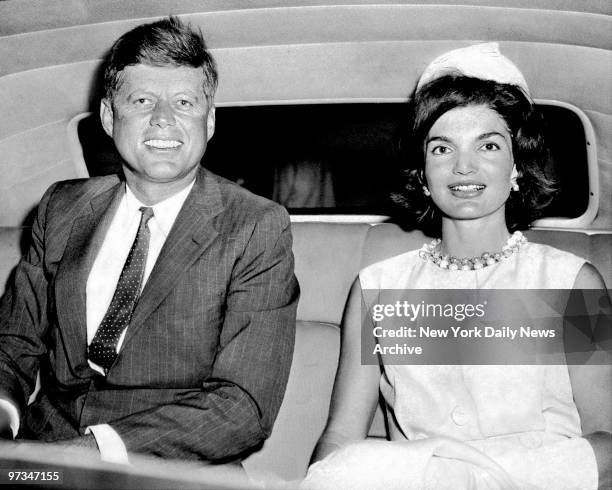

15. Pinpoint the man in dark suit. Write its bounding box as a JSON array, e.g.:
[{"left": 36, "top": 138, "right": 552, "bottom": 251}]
[{"left": 0, "top": 17, "right": 298, "bottom": 463}]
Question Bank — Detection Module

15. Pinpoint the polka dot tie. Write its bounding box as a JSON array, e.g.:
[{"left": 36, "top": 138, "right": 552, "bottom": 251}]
[{"left": 88, "top": 207, "right": 154, "bottom": 373}]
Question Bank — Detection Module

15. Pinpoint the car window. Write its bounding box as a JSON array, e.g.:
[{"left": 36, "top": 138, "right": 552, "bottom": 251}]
[{"left": 77, "top": 102, "right": 590, "bottom": 224}]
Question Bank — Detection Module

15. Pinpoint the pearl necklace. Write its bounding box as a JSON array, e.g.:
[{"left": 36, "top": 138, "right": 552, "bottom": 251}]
[{"left": 419, "top": 231, "right": 527, "bottom": 270}]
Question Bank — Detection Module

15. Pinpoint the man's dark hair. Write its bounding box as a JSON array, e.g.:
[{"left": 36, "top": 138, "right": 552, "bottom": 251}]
[
  {"left": 102, "top": 16, "right": 218, "bottom": 103},
  {"left": 393, "top": 74, "right": 555, "bottom": 237}
]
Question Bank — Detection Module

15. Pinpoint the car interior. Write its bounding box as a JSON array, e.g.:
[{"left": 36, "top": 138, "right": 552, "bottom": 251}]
[{"left": 0, "top": 1, "right": 610, "bottom": 487}]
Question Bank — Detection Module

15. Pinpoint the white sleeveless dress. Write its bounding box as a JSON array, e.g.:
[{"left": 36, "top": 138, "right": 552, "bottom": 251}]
[{"left": 303, "top": 242, "right": 597, "bottom": 490}]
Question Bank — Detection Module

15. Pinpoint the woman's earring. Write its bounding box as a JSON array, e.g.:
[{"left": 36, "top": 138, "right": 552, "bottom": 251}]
[
  {"left": 510, "top": 166, "right": 519, "bottom": 192},
  {"left": 423, "top": 186, "right": 431, "bottom": 197}
]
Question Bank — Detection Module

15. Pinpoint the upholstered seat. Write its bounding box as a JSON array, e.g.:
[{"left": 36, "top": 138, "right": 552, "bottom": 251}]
[{"left": 0, "top": 222, "right": 610, "bottom": 480}]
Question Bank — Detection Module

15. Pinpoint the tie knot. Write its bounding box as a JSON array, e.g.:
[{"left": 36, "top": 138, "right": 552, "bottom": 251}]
[{"left": 139, "top": 206, "right": 154, "bottom": 224}]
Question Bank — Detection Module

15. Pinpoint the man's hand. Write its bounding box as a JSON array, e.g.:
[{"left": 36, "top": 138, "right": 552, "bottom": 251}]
[{"left": 0, "top": 406, "right": 13, "bottom": 440}]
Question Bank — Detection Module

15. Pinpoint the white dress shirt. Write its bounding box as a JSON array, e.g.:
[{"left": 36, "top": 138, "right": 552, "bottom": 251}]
[
  {"left": 86, "top": 182, "right": 194, "bottom": 373},
  {"left": 1, "top": 180, "right": 194, "bottom": 464}
]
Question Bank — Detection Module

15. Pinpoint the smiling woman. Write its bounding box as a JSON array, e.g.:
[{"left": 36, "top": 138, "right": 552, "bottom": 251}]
[
  {"left": 396, "top": 73, "right": 555, "bottom": 239},
  {"left": 424, "top": 104, "right": 517, "bottom": 233},
  {"left": 306, "top": 44, "right": 611, "bottom": 490}
]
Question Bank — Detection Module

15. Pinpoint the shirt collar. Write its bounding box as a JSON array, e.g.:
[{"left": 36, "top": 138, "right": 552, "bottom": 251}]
[{"left": 124, "top": 180, "right": 196, "bottom": 236}]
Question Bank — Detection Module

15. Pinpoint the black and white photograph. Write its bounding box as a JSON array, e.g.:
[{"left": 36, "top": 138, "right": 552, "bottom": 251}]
[{"left": 0, "top": 1, "right": 610, "bottom": 489}]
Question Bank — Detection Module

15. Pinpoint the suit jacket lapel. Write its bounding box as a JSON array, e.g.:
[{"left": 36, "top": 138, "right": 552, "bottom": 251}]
[
  {"left": 122, "top": 168, "right": 224, "bottom": 348},
  {"left": 54, "top": 179, "right": 124, "bottom": 374}
]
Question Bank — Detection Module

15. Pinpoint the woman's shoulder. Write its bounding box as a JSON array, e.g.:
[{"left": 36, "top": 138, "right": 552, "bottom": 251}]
[
  {"left": 359, "top": 249, "right": 422, "bottom": 289},
  {"left": 518, "top": 241, "right": 588, "bottom": 289},
  {"left": 522, "top": 241, "right": 587, "bottom": 266}
]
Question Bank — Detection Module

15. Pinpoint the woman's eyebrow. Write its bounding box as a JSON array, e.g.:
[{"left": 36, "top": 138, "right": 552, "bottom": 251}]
[
  {"left": 477, "top": 131, "right": 506, "bottom": 140},
  {"left": 426, "top": 135, "right": 452, "bottom": 144}
]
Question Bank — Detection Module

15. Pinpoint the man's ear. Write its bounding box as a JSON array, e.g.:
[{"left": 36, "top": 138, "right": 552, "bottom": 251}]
[
  {"left": 100, "top": 99, "right": 114, "bottom": 138},
  {"left": 206, "top": 105, "right": 216, "bottom": 141}
]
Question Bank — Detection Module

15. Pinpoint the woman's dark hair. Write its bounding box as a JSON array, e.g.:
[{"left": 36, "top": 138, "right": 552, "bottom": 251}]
[
  {"left": 103, "top": 16, "right": 218, "bottom": 103},
  {"left": 393, "top": 74, "right": 555, "bottom": 237}
]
